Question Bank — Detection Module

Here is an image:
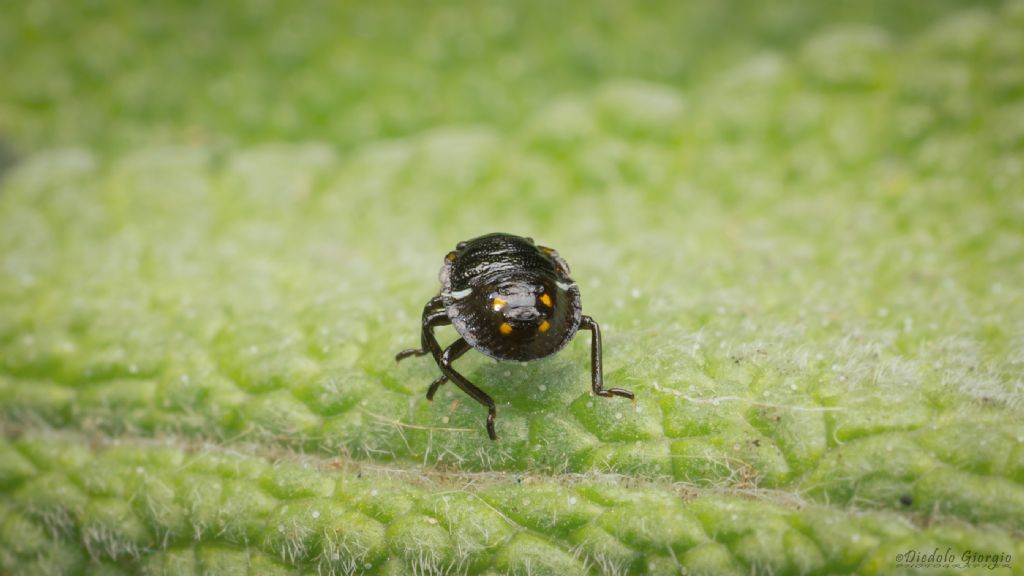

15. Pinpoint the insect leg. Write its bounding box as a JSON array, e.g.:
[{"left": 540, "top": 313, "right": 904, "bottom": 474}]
[
  {"left": 580, "top": 315, "right": 634, "bottom": 400},
  {"left": 426, "top": 335, "right": 474, "bottom": 399},
  {"left": 439, "top": 337, "right": 499, "bottom": 440},
  {"left": 425, "top": 374, "right": 448, "bottom": 400},
  {"left": 395, "top": 296, "right": 462, "bottom": 401},
  {"left": 396, "top": 296, "right": 447, "bottom": 362},
  {"left": 423, "top": 327, "right": 471, "bottom": 399}
]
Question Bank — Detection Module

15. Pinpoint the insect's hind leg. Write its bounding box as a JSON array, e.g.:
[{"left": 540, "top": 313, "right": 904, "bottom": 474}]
[
  {"left": 396, "top": 296, "right": 448, "bottom": 362},
  {"left": 395, "top": 299, "right": 499, "bottom": 439},
  {"left": 580, "top": 315, "right": 634, "bottom": 400},
  {"left": 437, "top": 338, "right": 499, "bottom": 440}
]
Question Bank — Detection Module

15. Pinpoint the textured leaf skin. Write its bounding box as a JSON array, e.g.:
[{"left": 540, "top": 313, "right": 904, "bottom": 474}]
[
  {"left": 2, "top": 434, "right": 1023, "bottom": 575},
  {"left": 2, "top": 0, "right": 1024, "bottom": 574}
]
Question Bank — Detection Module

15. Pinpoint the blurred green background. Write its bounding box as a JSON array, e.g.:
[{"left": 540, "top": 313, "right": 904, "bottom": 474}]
[
  {"left": 0, "top": 0, "right": 1010, "bottom": 153},
  {"left": 1, "top": 1, "right": 1023, "bottom": 574}
]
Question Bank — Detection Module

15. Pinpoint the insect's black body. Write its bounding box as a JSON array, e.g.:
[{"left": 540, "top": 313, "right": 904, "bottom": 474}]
[
  {"left": 397, "top": 233, "right": 633, "bottom": 440},
  {"left": 441, "top": 234, "right": 580, "bottom": 361}
]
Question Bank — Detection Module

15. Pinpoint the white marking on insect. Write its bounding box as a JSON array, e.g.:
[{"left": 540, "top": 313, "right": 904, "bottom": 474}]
[
  {"left": 555, "top": 281, "right": 575, "bottom": 290},
  {"left": 444, "top": 287, "right": 473, "bottom": 299}
]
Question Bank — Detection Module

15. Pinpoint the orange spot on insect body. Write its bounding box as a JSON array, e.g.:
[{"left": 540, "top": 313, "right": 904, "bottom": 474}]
[
  {"left": 492, "top": 298, "right": 507, "bottom": 311},
  {"left": 538, "top": 293, "right": 552, "bottom": 307},
  {"left": 499, "top": 322, "right": 513, "bottom": 335},
  {"left": 538, "top": 320, "right": 550, "bottom": 333}
]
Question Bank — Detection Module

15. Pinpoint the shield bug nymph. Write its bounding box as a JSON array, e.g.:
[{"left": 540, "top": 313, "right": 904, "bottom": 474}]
[{"left": 396, "top": 233, "right": 633, "bottom": 440}]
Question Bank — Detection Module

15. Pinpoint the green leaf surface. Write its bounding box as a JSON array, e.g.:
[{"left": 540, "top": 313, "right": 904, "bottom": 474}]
[{"left": 2, "top": 0, "right": 1024, "bottom": 574}]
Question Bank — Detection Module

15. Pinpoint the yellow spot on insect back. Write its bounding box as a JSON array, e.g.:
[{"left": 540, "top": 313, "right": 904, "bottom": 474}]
[
  {"left": 445, "top": 251, "right": 457, "bottom": 262},
  {"left": 500, "top": 322, "right": 513, "bottom": 335},
  {"left": 538, "top": 320, "right": 550, "bottom": 333},
  {"left": 492, "top": 298, "right": 507, "bottom": 311},
  {"left": 538, "top": 293, "right": 552, "bottom": 307}
]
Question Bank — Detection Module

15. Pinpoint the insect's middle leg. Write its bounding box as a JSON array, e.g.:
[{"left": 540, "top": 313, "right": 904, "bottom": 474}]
[
  {"left": 396, "top": 296, "right": 448, "bottom": 363},
  {"left": 425, "top": 336, "right": 472, "bottom": 399},
  {"left": 437, "top": 337, "right": 499, "bottom": 440},
  {"left": 425, "top": 374, "right": 448, "bottom": 400},
  {"left": 580, "top": 315, "right": 634, "bottom": 400}
]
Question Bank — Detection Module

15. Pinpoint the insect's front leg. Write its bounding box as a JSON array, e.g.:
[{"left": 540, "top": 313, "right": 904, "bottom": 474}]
[{"left": 580, "top": 315, "right": 634, "bottom": 400}]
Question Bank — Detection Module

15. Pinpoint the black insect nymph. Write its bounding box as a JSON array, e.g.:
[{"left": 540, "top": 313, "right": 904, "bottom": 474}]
[{"left": 396, "top": 232, "right": 633, "bottom": 440}]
